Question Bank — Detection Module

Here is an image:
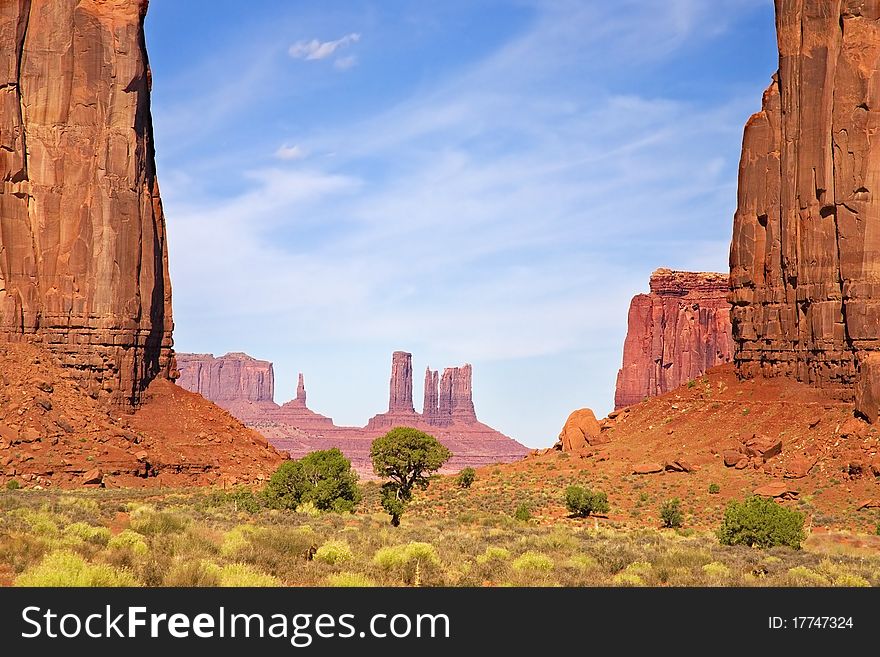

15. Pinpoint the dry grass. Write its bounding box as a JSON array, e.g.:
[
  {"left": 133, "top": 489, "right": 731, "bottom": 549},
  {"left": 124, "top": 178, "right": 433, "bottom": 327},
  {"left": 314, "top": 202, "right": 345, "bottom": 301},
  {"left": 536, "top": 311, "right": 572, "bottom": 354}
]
[{"left": 2, "top": 487, "right": 879, "bottom": 587}]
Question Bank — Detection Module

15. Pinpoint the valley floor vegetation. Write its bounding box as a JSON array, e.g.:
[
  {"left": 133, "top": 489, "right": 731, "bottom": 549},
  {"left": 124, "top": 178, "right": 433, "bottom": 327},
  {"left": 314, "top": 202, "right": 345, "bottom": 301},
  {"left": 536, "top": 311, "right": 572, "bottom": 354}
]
[{"left": 1, "top": 484, "right": 878, "bottom": 588}]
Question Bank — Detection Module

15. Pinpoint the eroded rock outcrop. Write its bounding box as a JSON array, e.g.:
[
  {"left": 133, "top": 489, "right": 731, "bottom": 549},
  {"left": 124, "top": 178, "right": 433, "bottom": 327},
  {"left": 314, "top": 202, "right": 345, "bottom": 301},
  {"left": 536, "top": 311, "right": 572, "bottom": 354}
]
[
  {"left": 177, "top": 350, "right": 530, "bottom": 474},
  {"left": 730, "top": 1, "right": 880, "bottom": 420},
  {"left": 0, "top": 0, "right": 174, "bottom": 406},
  {"left": 176, "top": 353, "right": 274, "bottom": 403},
  {"left": 614, "top": 269, "right": 733, "bottom": 409}
]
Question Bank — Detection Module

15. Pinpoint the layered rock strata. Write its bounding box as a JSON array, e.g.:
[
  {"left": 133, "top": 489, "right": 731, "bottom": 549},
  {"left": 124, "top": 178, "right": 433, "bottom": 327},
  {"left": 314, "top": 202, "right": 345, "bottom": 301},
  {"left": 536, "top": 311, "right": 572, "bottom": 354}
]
[
  {"left": 730, "top": 0, "right": 880, "bottom": 420},
  {"left": 614, "top": 269, "right": 734, "bottom": 409},
  {"left": 0, "top": 0, "right": 174, "bottom": 406}
]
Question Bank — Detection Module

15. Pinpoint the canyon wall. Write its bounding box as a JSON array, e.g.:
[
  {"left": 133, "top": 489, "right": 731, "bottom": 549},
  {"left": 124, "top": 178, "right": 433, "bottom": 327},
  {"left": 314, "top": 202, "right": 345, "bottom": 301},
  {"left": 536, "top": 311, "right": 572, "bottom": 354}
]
[
  {"left": 614, "top": 269, "right": 734, "bottom": 409},
  {"left": 0, "top": 0, "right": 174, "bottom": 406},
  {"left": 730, "top": 0, "right": 880, "bottom": 420}
]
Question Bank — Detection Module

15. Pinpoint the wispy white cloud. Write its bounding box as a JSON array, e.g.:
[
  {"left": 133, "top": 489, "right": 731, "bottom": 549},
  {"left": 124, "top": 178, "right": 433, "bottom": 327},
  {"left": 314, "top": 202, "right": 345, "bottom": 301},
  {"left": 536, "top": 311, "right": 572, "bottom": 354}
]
[
  {"left": 275, "top": 144, "right": 308, "bottom": 160},
  {"left": 289, "top": 33, "right": 360, "bottom": 61}
]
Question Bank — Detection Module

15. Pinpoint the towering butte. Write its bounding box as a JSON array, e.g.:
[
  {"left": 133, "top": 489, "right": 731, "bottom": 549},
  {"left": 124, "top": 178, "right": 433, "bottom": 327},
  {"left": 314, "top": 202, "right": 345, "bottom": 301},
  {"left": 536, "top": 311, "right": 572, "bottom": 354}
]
[
  {"left": 0, "top": 1, "right": 283, "bottom": 489},
  {"left": 614, "top": 269, "right": 734, "bottom": 409},
  {"left": 729, "top": 0, "right": 880, "bottom": 420},
  {"left": 0, "top": 0, "right": 173, "bottom": 407},
  {"left": 176, "top": 351, "right": 530, "bottom": 475}
]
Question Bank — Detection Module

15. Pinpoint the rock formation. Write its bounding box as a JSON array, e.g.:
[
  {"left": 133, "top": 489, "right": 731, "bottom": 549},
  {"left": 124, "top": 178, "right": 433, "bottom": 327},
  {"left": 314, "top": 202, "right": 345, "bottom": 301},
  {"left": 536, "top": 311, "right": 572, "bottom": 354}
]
[
  {"left": 730, "top": 0, "right": 880, "bottom": 420},
  {"left": 556, "top": 408, "right": 606, "bottom": 451},
  {"left": 176, "top": 353, "right": 274, "bottom": 402},
  {"left": 0, "top": 0, "right": 174, "bottom": 407},
  {"left": 614, "top": 269, "right": 734, "bottom": 409},
  {"left": 389, "top": 351, "right": 414, "bottom": 413},
  {"left": 176, "top": 350, "right": 530, "bottom": 475},
  {"left": 296, "top": 372, "right": 306, "bottom": 404},
  {"left": 423, "top": 368, "right": 439, "bottom": 424}
]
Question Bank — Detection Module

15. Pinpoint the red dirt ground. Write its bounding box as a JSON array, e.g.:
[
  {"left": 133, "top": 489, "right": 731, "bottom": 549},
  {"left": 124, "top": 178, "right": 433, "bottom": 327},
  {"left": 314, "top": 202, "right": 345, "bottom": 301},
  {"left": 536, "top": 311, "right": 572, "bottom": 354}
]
[
  {"left": 424, "top": 364, "right": 880, "bottom": 532},
  {"left": 0, "top": 343, "right": 283, "bottom": 489}
]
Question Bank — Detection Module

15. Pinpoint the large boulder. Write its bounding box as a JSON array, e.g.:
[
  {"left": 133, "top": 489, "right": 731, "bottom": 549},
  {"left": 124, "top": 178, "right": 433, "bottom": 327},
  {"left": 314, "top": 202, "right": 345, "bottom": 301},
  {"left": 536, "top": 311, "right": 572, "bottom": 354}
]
[{"left": 557, "top": 408, "right": 604, "bottom": 451}]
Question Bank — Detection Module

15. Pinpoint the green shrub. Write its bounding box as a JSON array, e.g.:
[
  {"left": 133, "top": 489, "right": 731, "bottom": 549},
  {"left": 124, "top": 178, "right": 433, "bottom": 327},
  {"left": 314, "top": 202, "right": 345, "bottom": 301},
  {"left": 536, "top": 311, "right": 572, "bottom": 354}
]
[
  {"left": 107, "top": 529, "right": 149, "bottom": 555},
  {"left": 223, "top": 486, "right": 263, "bottom": 513},
  {"left": 787, "top": 566, "right": 830, "bottom": 587},
  {"left": 6, "top": 479, "right": 20, "bottom": 490},
  {"left": 314, "top": 540, "right": 353, "bottom": 565},
  {"left": 130, "top": 509, "right": 188, "bottom": 536},
  {"left": 326, "top": 572, "right": 376, "bottom": 587},
  {"left": 514, "top": 503, "right": 532, "bottom": 522},
  {"left": 15, "top": 550, "right": 137, "bottom": 587},
  {"left": 456, "top": 467, "right": 476, "bottom": 489},
  {"left": 660, "top": 498, "right": 684, "bottom": 528},
  {"left": 62, "top": 522, "right": 111, "bottom": 547},
  {"left": 164, "top": 560, "right": 222, "bottom": 587},
  {"left": 218, "top": 563, "right": 280, "bottom": 587},
  {"left": 717, "top": 496, "right": 806, "bottom": 549},
  {"left": 373, "top": 542, "right": 440, "bottom": 569},
  {"left": 832, "top": 573, "right": 870, "bottom": 587},
  {"left": 567, "top": 554, "right": 598, "bottom": 572},
  {"left": 708, "top": 483, "right": 720, "bottom": 495},
  {"left": 263, "top": 449, "right": 361, "bottom": 513},
  {"left": 564, "top": 486, "right": 609, "bottom": 517},
  {"left": 512, "top": 551, "right": 554, "bottom": 573},
  {"left": 701, "top": 561, "right": 730, "bottom": 580},
  {"left": 476, "top": 546, "right": 511, "bottom": 564}
]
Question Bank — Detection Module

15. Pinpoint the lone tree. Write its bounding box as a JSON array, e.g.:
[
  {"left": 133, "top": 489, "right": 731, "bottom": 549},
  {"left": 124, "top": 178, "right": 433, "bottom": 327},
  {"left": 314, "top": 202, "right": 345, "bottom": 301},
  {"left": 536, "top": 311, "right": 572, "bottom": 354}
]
[
  {"left": 263, "top": 448, "right": 361, "bottom": 513},
  {"left": 370, "top": 427, "right": 451, "bottom": 526}
]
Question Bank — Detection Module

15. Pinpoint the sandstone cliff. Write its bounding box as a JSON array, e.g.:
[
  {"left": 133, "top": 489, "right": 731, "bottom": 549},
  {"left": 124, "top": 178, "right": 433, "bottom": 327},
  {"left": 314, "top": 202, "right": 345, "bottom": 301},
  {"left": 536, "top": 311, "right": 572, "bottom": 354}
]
[
  {"left": 0, "top": 0, "right": 173, "bottom": 406},
  {"left": 176, "top": 352, "right": 274, "bottom": 403},
  {"left": 614, "top": 269, "right": 733, "bottom": 409}
]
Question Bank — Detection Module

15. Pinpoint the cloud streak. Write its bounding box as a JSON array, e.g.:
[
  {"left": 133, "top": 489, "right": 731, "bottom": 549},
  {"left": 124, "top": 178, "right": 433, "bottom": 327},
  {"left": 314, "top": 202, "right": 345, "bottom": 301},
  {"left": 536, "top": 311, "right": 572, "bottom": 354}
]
[{"left": 289, "top": 33, "right": 360, "bottom": 61}]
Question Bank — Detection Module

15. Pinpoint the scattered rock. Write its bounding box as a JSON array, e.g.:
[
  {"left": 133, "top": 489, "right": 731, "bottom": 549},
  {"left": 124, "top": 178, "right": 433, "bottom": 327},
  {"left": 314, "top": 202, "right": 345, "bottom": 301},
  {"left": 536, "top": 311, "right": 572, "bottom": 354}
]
[
  {"left": 82, "top": 469, "right": 104, "bottom": 486},
  {"left": 784, "top": 456, "right": 816, "bottom": 479},
  {"left": 632, "top": 462, "right": 664, "bottom": 475},
  {"left": 734, "top": 458, "right": 749, "bottom": 470},
  {"left": 857, "top": 500, "right": 880, "bottom": 510},
  {"left": 35, "top": 381, "right": 54, "bottom": 394},
  {"left": 664, "top": 459, "right": 695, "bottom": 473},
  {"left": 754, "top": 482, "right": 797, "bottom": 499},
  {"left": 723, "top": 449, "right": 743, "bottom": 467},
  {"left": 839, "top": 418, "right": 868, "bottom": 440},
  {"left": 743, "top": 433, "right": 782, "bottom": 461}
]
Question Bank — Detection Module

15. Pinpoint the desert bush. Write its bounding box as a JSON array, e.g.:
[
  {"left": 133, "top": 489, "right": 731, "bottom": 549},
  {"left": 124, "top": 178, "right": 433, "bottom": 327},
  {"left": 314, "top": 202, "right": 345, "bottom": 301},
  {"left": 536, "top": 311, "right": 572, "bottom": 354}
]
[
  {"left": 612, "top": 571, "right": 644, "bottom": 586},
  {"left": 701, "top": 561, "right": 731, "bottom": 580},
  {"left": 456, "top": 468, "right": 476, "bottom": 489},
  {"left": 130, "top": 509, "right": 187, "bottom": 536},
  {"left": 218, "top": 563, "right": 280, "bottom": 587},
  {"left": 786, "top": 566, "right": 830, "bottom": 587},
  {"left": 15, "top": 550, "right": 137, "bottom": 587},
  {"left": 212, "top": 486, "right": 263, "bottom": 514},
  {"left": 6, "top": 480, "right": 20, "bottom": 490},
  {"left": 514, "top": 503, "right": 532, "bottom": 522},
  {"left": 62, "top": 522, "right": 111, "bottom": 547},
  {"left": 220, "top": 525, "right": 257, "bottom": 557},
  {"left": 717, "top": 496, "right": 806, "bottom": 549},
  {"left": 512, "top": 551, "right": 554, "bottom": 573},
  {"left": 476, "top": 546, "right": 511, "bottom": 564},
  {"left": 107, "top": 529, "right": 149, "bottom": 556},
  {"left": 263, "top": 449, "right": 361, "bottom": 513},
  {"left": 164, "top": 560, "right": 222, "bottom": 587},
  {"left": 564, "top": 486, "right": 609, "bottom": 517},
  {"left": 709, "top": 483, "right": 720, "bottom": 495},
  {"left": 374, "top": 542, "right": 440, "bottom": 570},
  {"left": 660, "top": 498, "right": 684, "bottom": 528},
  {"left": 314, "top": 540, "right": 353, "bottom": 565},
  {"left": 567, "top": 554, "right": 598, "bottom": 572},
  {"left": 326, "top": 572, "right": 377, "bottom": 587},
  {"left": 831, "top": 573, "right": 870, "bottom": 587}
]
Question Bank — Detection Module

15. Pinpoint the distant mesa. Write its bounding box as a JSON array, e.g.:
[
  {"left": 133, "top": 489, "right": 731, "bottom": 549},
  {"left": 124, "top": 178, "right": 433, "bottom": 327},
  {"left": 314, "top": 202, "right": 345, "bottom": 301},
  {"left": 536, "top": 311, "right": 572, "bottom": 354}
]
[
  {"left": 175, "top": 351, "right": 530, "bottom": 474},
  {"left": 614, "top": 268, "right": 733, "bottom": 409}
]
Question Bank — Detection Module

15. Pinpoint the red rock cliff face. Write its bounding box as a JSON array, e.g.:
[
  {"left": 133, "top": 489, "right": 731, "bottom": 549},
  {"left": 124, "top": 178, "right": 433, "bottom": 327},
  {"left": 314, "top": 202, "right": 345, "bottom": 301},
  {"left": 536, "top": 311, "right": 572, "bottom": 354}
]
[
  {"left": 0, "top": 0, "right": 173, "bottom": 407},
  {"left": 730, "top": 0, "right": 880, "bottom": 419},
  {"left": 614, "top": 269, "right": 733, "bottom": 409},
  {"left": 176, "top": 353, "right": 274, "bottom": 403}
]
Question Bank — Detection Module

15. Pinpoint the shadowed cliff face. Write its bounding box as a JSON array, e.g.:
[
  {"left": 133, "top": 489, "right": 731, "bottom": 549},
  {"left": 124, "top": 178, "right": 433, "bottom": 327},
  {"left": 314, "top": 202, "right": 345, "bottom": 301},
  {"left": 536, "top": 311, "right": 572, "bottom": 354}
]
[
  {"left": 614, "top": 269, "right": 733, "bottom": 409},
  {"left": 730, "top": 0, "right": 880, "bottom": 419},
  {"left": 0, "top": 0, "right": 173, "bottom": 407}
]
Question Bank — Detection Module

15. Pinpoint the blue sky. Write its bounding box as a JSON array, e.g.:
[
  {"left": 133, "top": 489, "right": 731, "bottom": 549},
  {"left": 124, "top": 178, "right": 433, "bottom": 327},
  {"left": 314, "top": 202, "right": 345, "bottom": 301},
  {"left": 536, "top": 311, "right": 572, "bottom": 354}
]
[{"left": 146, "top": 0, "right": 777, "bottom": 448}]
